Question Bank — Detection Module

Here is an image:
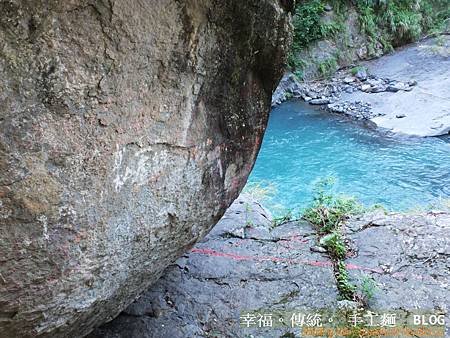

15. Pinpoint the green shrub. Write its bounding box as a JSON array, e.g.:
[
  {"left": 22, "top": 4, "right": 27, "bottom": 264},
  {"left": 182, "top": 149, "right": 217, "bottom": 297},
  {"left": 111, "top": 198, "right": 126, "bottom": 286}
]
[
  {"left": 356, "top": 0, "right": 449, "bottom": 47},
  {"left": 302, "top": 177, "right": 363, "bottom": 233},
  {"left": 320, "top": 231, "right": 347, "bottom": 259},
  {"left": 317, "top": 57, "right": 338, "bottom": 77},
  {"left": 289, "top": 0, "right": 343, "bottom": 71}
]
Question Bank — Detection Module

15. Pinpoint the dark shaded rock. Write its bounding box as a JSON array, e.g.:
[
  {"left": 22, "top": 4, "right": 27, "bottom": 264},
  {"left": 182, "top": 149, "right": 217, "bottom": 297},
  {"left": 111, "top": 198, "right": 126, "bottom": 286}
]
[
  {"left": 0, "top": 1, "right": 291, "bottom": 337},
  {"left": 369, "top": 85, "right": 387, "bottom": 93},
  {"left": 272, "top": 73, "right": 303, "bottom": 106},
  {"left": 386, "top": 81, "right": 412, "bottom": 92},
  {"left": 90, "top": 195, "right": 339, "bottom": 338}
]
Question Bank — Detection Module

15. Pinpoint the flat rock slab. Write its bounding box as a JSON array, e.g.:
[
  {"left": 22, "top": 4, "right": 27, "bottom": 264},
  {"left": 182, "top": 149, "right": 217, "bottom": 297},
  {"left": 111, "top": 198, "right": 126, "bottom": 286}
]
[
  {"left": 340, "top": 36, "right": 450, "bottom": 136},
  {"left": 90, "top": 195, "right": 339, "bottom": 337},
  {"left": 346, "top": 211, "right": 450, "bottom": 309},
  {"left": 92, "top": 201, "right": 450, "bottom": 337}
]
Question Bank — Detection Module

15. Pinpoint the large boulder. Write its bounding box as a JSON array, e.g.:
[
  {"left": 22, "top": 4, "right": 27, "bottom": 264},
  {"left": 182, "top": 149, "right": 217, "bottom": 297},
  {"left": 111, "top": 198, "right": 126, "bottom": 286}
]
[{"left": 0, "top": 1, "right": 291, "bottom": 337}]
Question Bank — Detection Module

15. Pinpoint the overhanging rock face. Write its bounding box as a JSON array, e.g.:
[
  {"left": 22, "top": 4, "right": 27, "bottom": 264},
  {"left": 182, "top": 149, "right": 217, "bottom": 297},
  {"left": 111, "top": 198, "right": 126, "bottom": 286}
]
[{"left": 0, "top": 1, "right": 291, "bottom": 337}]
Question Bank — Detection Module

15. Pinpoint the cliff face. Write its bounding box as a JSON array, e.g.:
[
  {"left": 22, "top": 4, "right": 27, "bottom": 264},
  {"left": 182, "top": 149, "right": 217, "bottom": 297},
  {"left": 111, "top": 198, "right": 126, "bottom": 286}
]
[{"left": 0, "top": 1, "right": 291, "bottom": 337}]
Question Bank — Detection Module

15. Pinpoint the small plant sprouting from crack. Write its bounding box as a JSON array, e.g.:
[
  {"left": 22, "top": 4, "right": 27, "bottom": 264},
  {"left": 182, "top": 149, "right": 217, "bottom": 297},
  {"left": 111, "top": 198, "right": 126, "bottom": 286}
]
[
  {"left": 272, "top": 209, "right": 294, "bottom": 228},
  {"left": 302, "top": 177, "right": 363, "bottom": 301},
  {"left": 244, "top": 202, "right": 254, "bottom": 227},
  {"left": 319, "top": 231, "right": 347, "bottom": 260},
  {"left": 335, "top": 261, "right": 356, "bottom": 301},
  {"left": 358, "top": 274, "right": 379, "bottom": 304}
]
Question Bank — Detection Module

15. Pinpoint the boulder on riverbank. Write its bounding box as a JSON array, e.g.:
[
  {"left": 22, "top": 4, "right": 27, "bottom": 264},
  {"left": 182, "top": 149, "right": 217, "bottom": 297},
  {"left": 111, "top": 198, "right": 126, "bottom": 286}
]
[
  {"left": 91, "top": 195, "right": 450, "bottom": 337},
  {"left": 0, "top": 1, "right": 291, "bottom": 337}
]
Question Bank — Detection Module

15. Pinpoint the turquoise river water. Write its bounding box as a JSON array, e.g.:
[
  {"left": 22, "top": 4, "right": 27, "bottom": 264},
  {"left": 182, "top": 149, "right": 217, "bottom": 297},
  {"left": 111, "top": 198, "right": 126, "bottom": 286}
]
[{"left": 246, "top": 100, "right": 450, "bottom": 214}]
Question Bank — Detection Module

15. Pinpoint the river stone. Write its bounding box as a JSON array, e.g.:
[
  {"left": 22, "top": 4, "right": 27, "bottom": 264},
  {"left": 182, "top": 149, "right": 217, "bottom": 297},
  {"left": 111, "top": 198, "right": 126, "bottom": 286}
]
[{"left": 0, "top": 1, "right": 291, "bottom": 337}]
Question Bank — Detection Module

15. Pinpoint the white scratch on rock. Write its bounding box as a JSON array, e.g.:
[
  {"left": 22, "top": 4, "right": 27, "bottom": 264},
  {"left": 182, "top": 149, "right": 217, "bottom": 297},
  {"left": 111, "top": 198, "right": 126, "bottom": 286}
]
[
  {"left": 38, "top": 215, "right": 49, "bottom": 240},
  {"left": 113, "top": 145, "right": 170, "bottom": 192}
]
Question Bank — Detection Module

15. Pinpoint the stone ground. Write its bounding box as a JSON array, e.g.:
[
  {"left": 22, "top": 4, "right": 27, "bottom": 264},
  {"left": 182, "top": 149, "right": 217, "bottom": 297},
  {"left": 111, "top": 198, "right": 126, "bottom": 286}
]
[
  {"left": 273, "top": 36, "right": 450, "bottom": 137},
  {"left": 90, "top": 196, "right": 450, "bottom": 337}
]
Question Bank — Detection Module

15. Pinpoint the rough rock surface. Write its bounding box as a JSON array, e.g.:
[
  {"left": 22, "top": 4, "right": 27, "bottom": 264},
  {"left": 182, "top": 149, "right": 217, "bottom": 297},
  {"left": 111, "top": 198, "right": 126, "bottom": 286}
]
[
  {"left": 91, "top": 198, "right": 450, "bottom": 337},
  {"left": 90, "top": 194, "right": 339, "bottom": 337},
  {"left": 346, "top": 211, "right": 450, "bottom": 311},
  {"left": 0, "top": 1, "right": 291, "bottom": 337}
]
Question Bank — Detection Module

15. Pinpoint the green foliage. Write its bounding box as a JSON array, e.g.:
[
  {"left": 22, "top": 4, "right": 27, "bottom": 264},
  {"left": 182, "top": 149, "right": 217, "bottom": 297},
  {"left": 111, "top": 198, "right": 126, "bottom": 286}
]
[
  {"left": 289, "top": 0, "right": 343, "bottom": 71},
  {"left": 288, "top": 0, "right": 450, "bottom": 74},
  {"left": 302, "top": 177, "right": 363, "bottom": 233},
  {"left": 356, "top": 0, "right": 450, "bottom": 48},
  {"left": 336, "top": 261, "right": 357, "bottom": 300},
  {"left": 302, "top": 177, "right": 365, "bottom": 301},
  {"left": 317, "top": 57, "right": 338, "bottom": 77},
  {"left": 291, "top": 0, "right": 337, "bottom": 48},
  {"left": 358, "top": 275, "right": 378, "bottom": 303},
  {"left": 320, "top": 231, "right": 347, "bottom": 259}
]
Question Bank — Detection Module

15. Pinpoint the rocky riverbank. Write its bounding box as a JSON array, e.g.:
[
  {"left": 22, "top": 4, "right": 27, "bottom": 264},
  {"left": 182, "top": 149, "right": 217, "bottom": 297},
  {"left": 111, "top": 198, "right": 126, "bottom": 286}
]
[
  {"left": 273, "top": 36, "right": 450, "bottom": 137},
  {"left": 91, "top": 194, "right": 450, "bottom": 337}
]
